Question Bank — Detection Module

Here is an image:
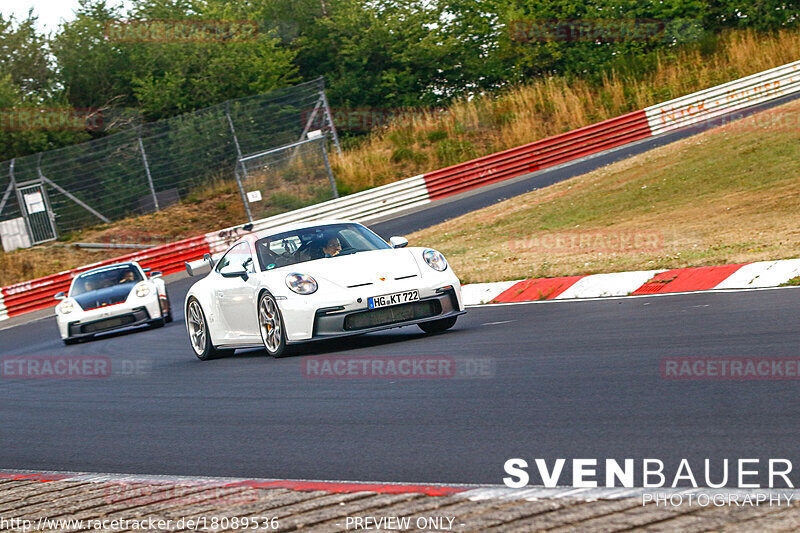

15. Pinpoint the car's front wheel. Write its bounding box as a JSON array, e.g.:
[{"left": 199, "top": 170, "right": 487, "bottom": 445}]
[
  {"left": 418, "top": 316, "right": 458, "bottom": 334},
  {"left": 258, "top": 291, "right": 287, "bottom": 358},
  {"left": 186, "top": 298, "right": 231, "bottom": 361}
]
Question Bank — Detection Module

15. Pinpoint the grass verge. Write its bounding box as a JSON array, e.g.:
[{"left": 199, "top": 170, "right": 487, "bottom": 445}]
[{"left": 405, "top": 99, "right": 800, "bottom": 284}]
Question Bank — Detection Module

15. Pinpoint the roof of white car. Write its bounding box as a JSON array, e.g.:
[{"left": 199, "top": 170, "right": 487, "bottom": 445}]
[{"left": 77, "top": 261, "right": 139, "bottom": 277}]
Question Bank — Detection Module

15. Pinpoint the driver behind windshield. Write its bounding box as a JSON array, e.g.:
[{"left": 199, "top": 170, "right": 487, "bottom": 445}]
[{"left": 322, "top": 236, "right": 342, "bottom": 257}]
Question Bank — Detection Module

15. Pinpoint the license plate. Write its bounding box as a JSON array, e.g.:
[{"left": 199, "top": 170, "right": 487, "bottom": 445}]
[{"left": 368, "top": 290, "right": 420, "bottom": 309}]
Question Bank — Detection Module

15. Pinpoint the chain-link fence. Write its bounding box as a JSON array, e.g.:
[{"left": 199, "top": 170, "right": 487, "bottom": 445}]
[
  {"left": 0, "top": 78, "right": 341, "bottom": 249},
  {"left": 237, "top": 136, "right": 338, "bottom": 222}
]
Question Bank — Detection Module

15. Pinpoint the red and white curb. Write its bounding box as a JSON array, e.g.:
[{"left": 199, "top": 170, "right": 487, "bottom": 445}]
[
  {"left": 461, "top": 259, "right": 800, "bottom": 305},
  {"left": 3, "top": 470, "right": 799, "bottom": 503}
]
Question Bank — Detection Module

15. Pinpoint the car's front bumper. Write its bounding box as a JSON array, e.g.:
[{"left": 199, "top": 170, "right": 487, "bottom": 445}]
[
  {"left": 286, "top": 286, "right": 464, "bottom": 345},
  {"left": 56, "top": 296, "right": 161, "bottom": 340}
]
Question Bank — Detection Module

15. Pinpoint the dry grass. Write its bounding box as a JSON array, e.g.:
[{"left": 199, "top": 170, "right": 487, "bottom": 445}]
[
  {"left": 406, "top": 98, "right": 800, "bottom": 284},
  {"left": 332, "top": 30, "right": 800, "bottom": 192}
]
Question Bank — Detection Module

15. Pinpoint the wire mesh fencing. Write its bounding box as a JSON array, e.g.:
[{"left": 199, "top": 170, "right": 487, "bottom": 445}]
[
  {"left": 237, "top": 137, "right": 338, "bottom": 222},
  {"left": 0, "top": 78, "right": 341, "bottom": 249}
]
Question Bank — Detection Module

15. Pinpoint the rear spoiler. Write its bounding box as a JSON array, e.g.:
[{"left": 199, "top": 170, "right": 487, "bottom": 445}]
[{"left": 185, "top": 253, "right": 219, "bottom": 277}]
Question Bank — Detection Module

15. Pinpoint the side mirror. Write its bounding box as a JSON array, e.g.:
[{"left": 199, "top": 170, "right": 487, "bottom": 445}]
[
  {"left": 204, "top": 253, "right": 215, "bottom": 267},
  {"left": 389, "top": 236, "right": 409, "bottom": 248},
  {"left": 149, "top": 271, "right": 163, "bottom": 279},
  {"left": 54, "top": 292, "right": 66, "bottom": 301},
  {"left": 220, "top": 264, "right": 248, "bottom": 280}
]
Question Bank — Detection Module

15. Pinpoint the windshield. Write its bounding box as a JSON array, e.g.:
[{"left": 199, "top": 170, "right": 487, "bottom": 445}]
[
  {"left": 255, "top": 223, "right": 391, "bottom": 271},
  {"left": 70, "top": 265, "right": 143, "bottom": 296}
]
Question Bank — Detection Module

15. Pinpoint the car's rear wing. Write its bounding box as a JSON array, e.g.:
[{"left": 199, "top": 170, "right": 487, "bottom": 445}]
[{"left": 185, "top": 253, "right": 220, "bottom": 277}]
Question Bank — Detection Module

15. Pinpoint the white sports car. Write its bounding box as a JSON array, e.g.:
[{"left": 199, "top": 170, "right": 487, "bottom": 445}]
[
  {"left": 55, "top": 261, "right": 172, "bottom": 345},
  {"left": 183, "top": 220, "right": 465, "bottom": 360}
]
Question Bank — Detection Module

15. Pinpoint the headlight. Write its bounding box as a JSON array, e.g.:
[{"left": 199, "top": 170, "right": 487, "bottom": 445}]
[
  {"left": 285, "top": 273, "right": 318, "bottom": 295},
  {"left": 422, "top": 249, "right": 448, "bottom": 272},
  {"left": 58, "top": 300, "right": 74, "bottom": 314},
  {"left": 135, "top": 283, "right": 151, "bottom": 298}
]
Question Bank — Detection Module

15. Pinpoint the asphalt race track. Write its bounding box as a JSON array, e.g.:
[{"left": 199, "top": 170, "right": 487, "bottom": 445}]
[{"left": 2, "top": 279, "right": 799, "bottom": 486}]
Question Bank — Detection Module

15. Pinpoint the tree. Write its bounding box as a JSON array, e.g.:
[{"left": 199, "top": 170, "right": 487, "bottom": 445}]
[
  {"left": 52, "top": 0, "right": 298, "bottom": 121},
  {"left": 0, "top": 13, "right": 90, "bottom": 161},
  {"left": 0, "top": 11, "right": 53, "bottom": 96}
]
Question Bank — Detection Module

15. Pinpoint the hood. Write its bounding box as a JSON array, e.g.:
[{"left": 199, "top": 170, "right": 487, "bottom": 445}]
[
  {"left": 72, "top": 283, "right": 135, "bottom": 310},
  {"left": 296, "top": 249, "right": 421, "bottom": 289}
]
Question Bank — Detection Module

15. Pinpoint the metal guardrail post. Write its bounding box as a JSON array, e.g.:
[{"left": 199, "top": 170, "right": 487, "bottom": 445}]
[
  {"left": 225, "top": 104, "right": 254, "bottom": 222},
  {"left": 137, "top": 134, "right": 160, "bottom": 211}
]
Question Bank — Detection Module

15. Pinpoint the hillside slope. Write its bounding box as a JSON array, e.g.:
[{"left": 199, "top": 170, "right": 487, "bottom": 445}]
[{"left": 407, "top": 99, "right": 800, "bottom": 284}]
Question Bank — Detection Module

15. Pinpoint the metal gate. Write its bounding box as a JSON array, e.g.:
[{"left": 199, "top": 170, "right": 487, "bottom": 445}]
[{"left": 16, "top": 182, "right": 58, "bottom": 244}]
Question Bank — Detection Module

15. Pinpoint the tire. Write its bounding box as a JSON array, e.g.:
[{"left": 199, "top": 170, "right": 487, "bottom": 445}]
[
  {"left": 150, "top": 317, "right": 165, "bottom": 329},
  {"left": 258, "top": 291, "right": 287, "bottom": 358},
  {"left": 63, "top": 337, "right": 79, "bottom": 345},
  {"left": 418, "top": 316, "right": 458, "bottom": 334},
  {"left": 186, "top": 297, "right": 232, "bottom": 361}
]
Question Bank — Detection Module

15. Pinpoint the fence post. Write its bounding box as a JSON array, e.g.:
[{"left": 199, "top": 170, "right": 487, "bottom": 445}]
[
  {"left": 9, "top": 158, "right": 34, "bottom": 245},
  {"left": 298, "top": 97, "right": 323, "bottom": 143},
  {"left": 137, "top": 133, "right": 159, "bottom": 211},
  {"left": 225, "top": 104, "right": 254, "bottom": 222},
  {"left": 36, "top": 153, "right": 58, "bottom": 239},
  {"left": 319, "top": 78, "right": 342, "bottom": 155},
  {"left": 0, "top": 163, "right": 15, "bottom": 217},
  {"left": 320, "top": 139, "right": 339, "bottom": 198}
]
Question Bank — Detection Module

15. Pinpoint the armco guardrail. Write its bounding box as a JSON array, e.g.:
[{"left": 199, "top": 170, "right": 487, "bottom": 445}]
[
  {"left": 421, "top": 60, "right": 800, "bottom": 201},
  {"left": 1, "top": 60, "right": 798, "bottom": 321}
]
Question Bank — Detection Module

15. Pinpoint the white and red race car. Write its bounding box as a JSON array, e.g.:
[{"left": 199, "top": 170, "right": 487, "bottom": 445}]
[
  {"left": 184, "top": 220, "right": 465, "bottom": 360},
  {"left": 55, "top": 261, "right": 172, "bottom": 344}
]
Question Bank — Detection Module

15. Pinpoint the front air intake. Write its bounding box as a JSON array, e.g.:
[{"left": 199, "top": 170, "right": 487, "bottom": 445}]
[{"left": 343, "top": 300, "right": 441, "bottom": 331}]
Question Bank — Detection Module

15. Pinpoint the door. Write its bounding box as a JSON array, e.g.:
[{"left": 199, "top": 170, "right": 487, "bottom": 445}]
[
  {"left": 17, "top": 182, "right": 57, "bottom": 244},
  {"left": 214, "top": 242, "right": 260, "bottom": 342}
]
